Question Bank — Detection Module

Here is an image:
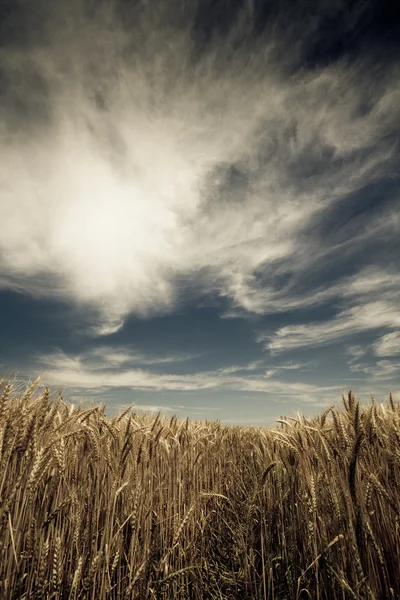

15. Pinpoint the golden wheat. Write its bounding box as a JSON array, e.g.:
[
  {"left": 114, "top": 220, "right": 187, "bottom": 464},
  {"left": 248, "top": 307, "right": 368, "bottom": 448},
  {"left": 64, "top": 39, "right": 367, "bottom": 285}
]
[{"left": 0, "top": 377, "right": 399, "bottom": 599}]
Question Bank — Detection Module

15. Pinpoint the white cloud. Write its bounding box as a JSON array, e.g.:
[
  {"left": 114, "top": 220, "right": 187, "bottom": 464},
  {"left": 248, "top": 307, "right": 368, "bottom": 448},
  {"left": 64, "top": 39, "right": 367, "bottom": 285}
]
[
  {"left": 264, "top": 369, "right": 277, "bottom": 378},
  {"left": 12, "top": 345, "right": 344, "bottom": 407},
  {"left": 0, "top": 0, "right": 398, "bottom": 335},
  {"left": 275, "top": 360, "right": 315, "bottom": 370},
  {"left": 350, "top": 360, "right": 400, "bottom": 380},
  {"left": 260, "top": 296, "right": 400, "bottom": 355},
  {"left": 217, "top": 360, "right": 264, "bottom": 375},
  {"left": 346, "top": 345, "right": 369, "bottom": 361},
  {"left": 31, "top": 345, "right": 202, "bottom": 371},
  {"left": 128, "top": 404, "right": 175, "bottom": 414},
  {"left": 372, "top": 331, "right": 400, "bottom": 357}
]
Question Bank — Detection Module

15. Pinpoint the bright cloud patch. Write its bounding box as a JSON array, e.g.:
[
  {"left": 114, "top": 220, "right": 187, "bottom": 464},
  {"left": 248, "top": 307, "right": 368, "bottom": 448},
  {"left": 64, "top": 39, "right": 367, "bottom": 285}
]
[{"left": 0, "top": 0, "right": 399, "bottom": 336}]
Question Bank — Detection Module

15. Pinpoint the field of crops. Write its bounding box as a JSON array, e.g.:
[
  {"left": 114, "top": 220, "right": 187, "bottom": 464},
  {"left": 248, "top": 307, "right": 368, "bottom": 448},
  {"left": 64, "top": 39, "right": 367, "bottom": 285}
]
[{"left": 0, "top": 376, "right": 399, "bottom": 599}]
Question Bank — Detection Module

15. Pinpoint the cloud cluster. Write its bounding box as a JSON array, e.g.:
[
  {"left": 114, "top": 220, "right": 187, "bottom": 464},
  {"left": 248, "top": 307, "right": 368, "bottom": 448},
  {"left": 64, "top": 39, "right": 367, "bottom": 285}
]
[
  {"left": 18, "top": 344, "right": 340, "bottom": 400},
  {"left": 0, "top": 0, "right": 398, "bottom": 336}
]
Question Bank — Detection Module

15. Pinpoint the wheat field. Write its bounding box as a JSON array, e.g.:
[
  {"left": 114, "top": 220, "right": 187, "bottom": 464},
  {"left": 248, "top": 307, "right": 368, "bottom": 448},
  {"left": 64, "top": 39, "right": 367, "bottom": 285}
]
[{"left": 0, "top": 376, "right": 399, "bottom": 599}]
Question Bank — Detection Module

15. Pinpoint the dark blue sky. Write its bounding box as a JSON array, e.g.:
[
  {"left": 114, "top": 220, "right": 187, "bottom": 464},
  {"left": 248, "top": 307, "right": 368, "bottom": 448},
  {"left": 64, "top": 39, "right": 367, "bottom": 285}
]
[{"left": 0, "top": 0, "right": 399, "bottom": 425}]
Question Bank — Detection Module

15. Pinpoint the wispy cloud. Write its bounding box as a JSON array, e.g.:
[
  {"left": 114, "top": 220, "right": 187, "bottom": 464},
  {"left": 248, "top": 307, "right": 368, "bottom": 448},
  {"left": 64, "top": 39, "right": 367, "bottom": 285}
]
[
  {"left": 0, "top": 0, "right": 398, "bottom": 336},
  {"left": 345, "top": 345, "right": 369, "bottom": 362},
  {"left": 114, "top": 403, "right": 221, "bottom": 415},
  {"left": 217, "top": 360, "right": 264, "bottom": 375},
  {"left": 31, "top": 345, "right": 203, "bottom": 371},
  {"left": 126, "top": 404, "right": 176, "bottom": 414},
  {"left": 13, "top": 346, "right": 345, "bottom": 408},
  {"left": 372, "top": 331, "right": 400, "bottom": 357},
  {"left": 263, "top": 305, "right": 398, "bottom": 355},
  {"left": 350, "top": 359, "right": 400, "bottom": 380},
  {"left": 275, "top": 360, "right": 315, "bottom": 371},
  {"left": 258, "top": 267, "right": 400, "bottom": 355}
]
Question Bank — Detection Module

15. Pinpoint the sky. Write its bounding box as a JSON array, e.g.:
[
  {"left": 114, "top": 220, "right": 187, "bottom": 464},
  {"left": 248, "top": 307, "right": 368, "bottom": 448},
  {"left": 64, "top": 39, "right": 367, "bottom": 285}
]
[{"left": 0, "top": 0, "right": 399, "bottom": 426}]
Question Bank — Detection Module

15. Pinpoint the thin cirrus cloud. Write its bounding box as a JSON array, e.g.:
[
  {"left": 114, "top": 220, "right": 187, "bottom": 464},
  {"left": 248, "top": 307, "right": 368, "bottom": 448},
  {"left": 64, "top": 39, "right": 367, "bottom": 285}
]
[
  {"left": 349, "top": 360, "right": 400, "bottom": 380},
  {"left": 0, "top": 0, "right": 399, "bottom": 338},
  {"left": 262, "top": 299, "right": 400, "bottom": 355},
  {"left": 7, "top": 344, "right": 334, "bottom": 399},
  {"left": 21, "top": 346, "right": 320, "bottom": 397},
  {"left": 257, "top": 265, "right": 400, "bottom": 355},
  {"left": 23, "top": 346, "right": 204, "bottom": 379},
  {"left": 345, "top": 346, "right": 369, "bottom": 362},
  {"left": 372, "top": 332, "right": 400, "bottom": 357}
]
